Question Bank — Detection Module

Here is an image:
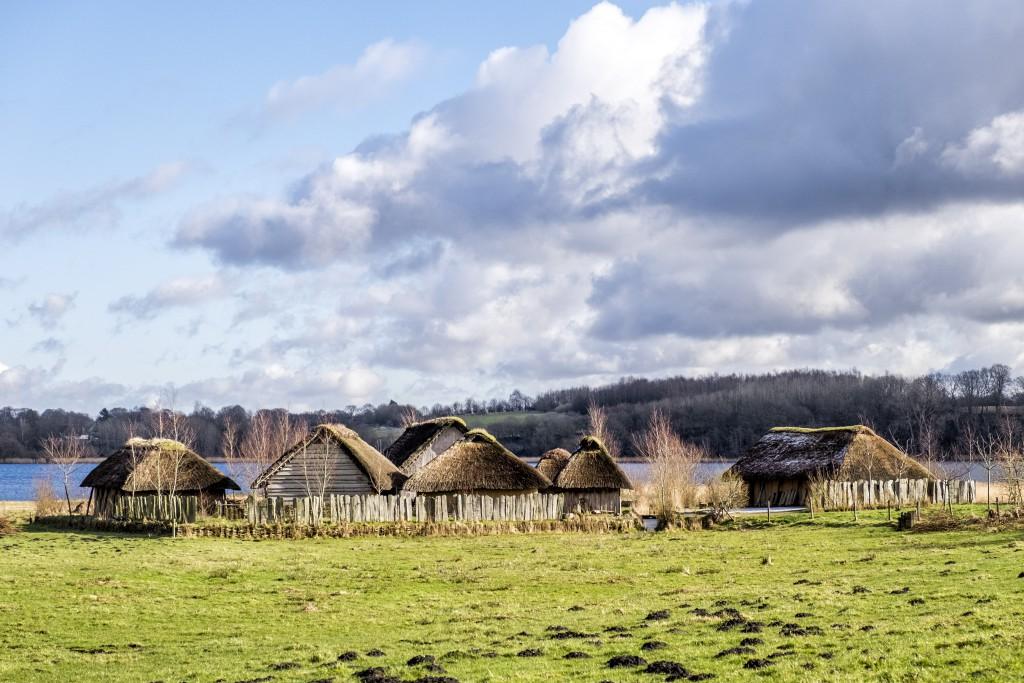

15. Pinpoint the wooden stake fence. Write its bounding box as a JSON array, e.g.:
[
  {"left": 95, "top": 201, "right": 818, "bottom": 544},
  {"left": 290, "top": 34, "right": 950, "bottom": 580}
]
[
  {"left": 810, "top": 478, "right": 976, "bottom": 512},
  {"left": 244, "top": 492, "right": 568, "bottom": 526}
]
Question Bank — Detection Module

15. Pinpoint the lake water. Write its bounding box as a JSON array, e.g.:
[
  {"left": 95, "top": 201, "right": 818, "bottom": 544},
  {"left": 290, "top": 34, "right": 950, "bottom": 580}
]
[
  {"left": 0, "top": 462, "right": 244, "bottom": 501},
  {"left": 0, "top": 460, "right": 991, "bottom": 501}
]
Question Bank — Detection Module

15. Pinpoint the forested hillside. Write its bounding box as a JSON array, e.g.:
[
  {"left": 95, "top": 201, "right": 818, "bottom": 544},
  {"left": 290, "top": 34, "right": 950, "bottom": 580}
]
[{"left": 2, "top": 366, "right": 1022, "bottom": 460}]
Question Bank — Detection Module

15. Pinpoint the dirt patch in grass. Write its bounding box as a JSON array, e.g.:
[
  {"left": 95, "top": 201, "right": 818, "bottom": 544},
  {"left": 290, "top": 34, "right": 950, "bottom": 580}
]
[
  {"left": 645, "top": 660, "right": 689, "bottom": 676},
  {"left": 606, "top": 654, "right": 647, "bottom": 668},
  {"left": 743, "top": 658, "right": 773, "bottom": 669}
]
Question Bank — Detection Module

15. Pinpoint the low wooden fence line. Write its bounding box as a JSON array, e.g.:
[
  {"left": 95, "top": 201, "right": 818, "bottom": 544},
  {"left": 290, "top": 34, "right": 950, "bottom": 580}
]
[
  {"left": 244, "top": 492, "right": 569, "bottom": 525},
  {"left": 810, "top": 478, "right": 976, "bottom": 511},
  {"left": 110, "top": 494, "right": 200, "bottom": 523}
]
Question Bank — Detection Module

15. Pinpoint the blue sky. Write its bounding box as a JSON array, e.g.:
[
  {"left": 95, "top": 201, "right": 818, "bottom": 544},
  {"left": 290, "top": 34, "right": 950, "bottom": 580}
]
[{"left": 3, "top": 1, "right": 1024, "bottom": 413}]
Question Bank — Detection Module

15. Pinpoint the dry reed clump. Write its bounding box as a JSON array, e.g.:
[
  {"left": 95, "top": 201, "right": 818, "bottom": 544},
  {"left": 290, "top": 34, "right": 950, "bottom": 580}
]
[
  {"left": 33, "top": 477, "right": 61, "bottom": 517},
  {"left": 633, "top": 409, "right": 701, "bottom": 524},
  {"left": 0, "top": 515, "right": 16, "bottom": 536},
  {"left": 704, "top": 473, "right": 749, "bottom": 522}
]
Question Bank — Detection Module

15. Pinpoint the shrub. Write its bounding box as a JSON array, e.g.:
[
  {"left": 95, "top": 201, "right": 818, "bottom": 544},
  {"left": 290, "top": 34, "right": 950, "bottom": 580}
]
[
  {"left": 634, "top": 409, "right": 701, "bottom": 524},
  {"left": 33, "top": 477, "right": 62, "bottom": 517},
  {"left": 705, "top": 473, "right": 749, "bottom": 522},
  {"left": 0, "top": 515, "right": 15, "bottom": 536}
]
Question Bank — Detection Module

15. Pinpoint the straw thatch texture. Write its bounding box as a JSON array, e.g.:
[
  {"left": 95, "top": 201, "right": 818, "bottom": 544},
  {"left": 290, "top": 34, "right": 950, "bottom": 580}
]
[
  {"left": 403, "top": 428, "right": 552, "bottom": 493},
  {"left": 556, "top": 436, "right": 633, "bottom": 490},
  {"left": 730, "top": 425, "right": 932, "bottom": 480},
  {"left": 384, "top": 416, "right": 469, "bottom": 472},
  {"left": 81, "top": 437, "right": 239, "bottom": 492},
  {"left": 536, "top": 448, "right": 571, "bottom": 487},
  {"left": 252, "top": 424, "right": 406, "bottom": 493}
]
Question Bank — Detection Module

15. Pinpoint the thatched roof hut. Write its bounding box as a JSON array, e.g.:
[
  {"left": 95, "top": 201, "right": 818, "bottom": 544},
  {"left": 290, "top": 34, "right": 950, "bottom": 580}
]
[
  {"left": 252, "top": 424, "right": 406, "bottom": 496},
  {"left": 82, "top": 437, "right": 239, "bottom": 518},
  {"left": 403, "top": 428, "right": 551, "bottom": 494},
  {"left": 552, "top": 436, "right": 632, "bottom": 513},
  {"left": 82, "top": 437, "right": 239, "bottom": 494},
  {"left": 384, "top": 416, "right": 469, "bottom": 474},
  {"left": 536, "top": 448, "right": 571, "bottom": 487},
  {"left": 729, "top": 425, "right": 933, "bottom": 506},
  {"left": 557, "top": 436, "right": 633, "bottom": 491}
]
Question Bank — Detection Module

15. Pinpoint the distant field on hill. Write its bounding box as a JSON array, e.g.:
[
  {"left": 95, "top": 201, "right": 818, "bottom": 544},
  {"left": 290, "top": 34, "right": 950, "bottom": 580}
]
[{"left": 2, "top": 508, "right": 1022, "bottom": 682}]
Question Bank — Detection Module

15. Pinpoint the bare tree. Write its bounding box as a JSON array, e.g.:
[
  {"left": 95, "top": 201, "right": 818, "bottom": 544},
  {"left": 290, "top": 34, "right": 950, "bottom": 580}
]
[
  {"left": 145, "top": 391, "right": 198, "bottom": 531},
  {"left": 588, "top": 400, "right": 621, "bottom": 460},
  {"left": 41, "top": 434, "right": 90, "bottom": 516},
  {"left": 221, "top": 415, "right": 242, "bottom": 486},
  {"left": 400, "top": 406, "right": 420, "bottom": 428},
  {"left": 633, "top": 409, "right": 699, "bottom": 524},
  {"left": 241, "top": 410, "right": 307, "bottom": 497},
  {"left": 997, "top": 418, "right": 1024, "bottom": 508},
  {"left": 965, "top": 423, "right": 999, "bottom": 510}
]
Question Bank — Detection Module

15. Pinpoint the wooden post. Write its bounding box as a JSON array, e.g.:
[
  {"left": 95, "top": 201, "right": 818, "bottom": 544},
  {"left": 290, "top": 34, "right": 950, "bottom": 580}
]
[
  {"left": 766, "top": 500, "right": 771, "bottom": 524},
  {"left": 897, "top": 510, "right": 917, "bottom": 531},
  {"left": 887, "top": 501, "right": 891, "bottom": 522}
]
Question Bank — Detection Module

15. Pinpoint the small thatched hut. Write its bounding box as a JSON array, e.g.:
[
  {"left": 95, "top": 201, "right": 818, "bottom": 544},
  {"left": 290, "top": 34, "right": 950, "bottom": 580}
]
[
  {"left": 555, "top": 436, "right": 633, "bottom": 513},
  {"left": 403, "top": 428, "right": 551, "bottom": 495},
  {"left": 535, "top": 448, "right": 571, "bottom": 488},
  {"left": 252, "top": 423, "right": 405, "bottom": 497},
  {"left": 82, "top": 437, "right": 239, "bottom": 517},
  {"left": 384, "top": 416, "right": 469, "bottom": 475},
  {"left": 729, "top": 425, "right": 933, "bottom": 506}
]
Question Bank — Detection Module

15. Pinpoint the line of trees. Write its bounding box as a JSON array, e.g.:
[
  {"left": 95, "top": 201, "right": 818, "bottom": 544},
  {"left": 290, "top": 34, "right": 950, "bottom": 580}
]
[{"left": 2, "top": 365, "right": 1023, "bottom": 461}]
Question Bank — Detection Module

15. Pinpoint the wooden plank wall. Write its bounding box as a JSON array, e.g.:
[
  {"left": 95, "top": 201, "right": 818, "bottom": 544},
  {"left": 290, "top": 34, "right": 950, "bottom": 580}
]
[
  {"left": 404, "top": 426, "right": 463, "bottom": 474},
  {"left": 263, "top": 440, "right": 378, "bottom": 497}
]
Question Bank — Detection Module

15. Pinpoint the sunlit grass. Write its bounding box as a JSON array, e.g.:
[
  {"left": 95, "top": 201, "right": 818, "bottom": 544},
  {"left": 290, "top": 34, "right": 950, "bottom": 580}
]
[{"left": 1, "top": 508, "right": 1022, "bottom": 682}]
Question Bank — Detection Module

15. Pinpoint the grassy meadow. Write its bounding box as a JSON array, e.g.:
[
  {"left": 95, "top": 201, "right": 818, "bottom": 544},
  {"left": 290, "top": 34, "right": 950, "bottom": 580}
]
[{"left": 1, "top": 509, "right": 1023, "bottom": 682}]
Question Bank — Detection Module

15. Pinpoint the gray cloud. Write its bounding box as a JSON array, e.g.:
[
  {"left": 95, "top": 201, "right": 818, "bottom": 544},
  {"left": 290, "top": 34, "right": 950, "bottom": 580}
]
[
  {"left": 28, "top": 292, "right": 76, "bottom": 329},
  {"left": 636, "top": 1, "right": 1024, "bottom": 223},
  {"left": 2, "top": 162, "right": 189, "bottom": 241},
  {"left": 31, "top": 337, "right": 66, "bottom": 354},
  {"left": 176, "top": 2, "right": 1024, "bottom": 273},
  {"left": 109, "top": 274, "right": 228, "bottom": 320}
]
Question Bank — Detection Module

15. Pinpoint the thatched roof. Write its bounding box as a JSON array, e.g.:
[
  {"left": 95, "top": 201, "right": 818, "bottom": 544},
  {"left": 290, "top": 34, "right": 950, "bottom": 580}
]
[
  {"left": 403, "top": 428, "right": 552, "bottom": 493},
  {"left": 729, "top": 426, "right": 933, "bottom": 481},
  {"left": 556, "top": 436, "right": 633, "bottom": 490},
  {"left": 384, "top": 416, "right": 469, "bottom": 470},
  {"left": 536, "top": 448, "right": 571, "bottom": 486},
  {"left": 81, "top": 437, "right": 239, "bottom": 492},
  {"left": 252, "top": 423, "right": 406, "bottom": 492}
]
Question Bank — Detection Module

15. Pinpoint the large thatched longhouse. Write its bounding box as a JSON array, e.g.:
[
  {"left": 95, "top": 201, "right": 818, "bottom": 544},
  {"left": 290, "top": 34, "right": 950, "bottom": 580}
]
[
  {"left": 384, "top": 416, "right": 468, "bottom": 475},
  {"left": 403, "top": 428, "right": 551, "bottom": 495},
  {"left": 729, "top": 425, "right": 933, "bottom": 506},
  {"left": 252, "top": 423, "right": 405, "bottom": 496},
  {"left": 82, "top": 437, "right": 239, "bottom": 517},
  {"left": 554, "top": 436, "right": 633, "bottom": 513}
]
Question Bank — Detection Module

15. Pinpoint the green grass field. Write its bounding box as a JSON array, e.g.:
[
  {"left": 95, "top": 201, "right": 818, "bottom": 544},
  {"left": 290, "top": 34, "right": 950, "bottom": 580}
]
[{"left": 2, "top": 509, "right": 1023, "bottom": 682}]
